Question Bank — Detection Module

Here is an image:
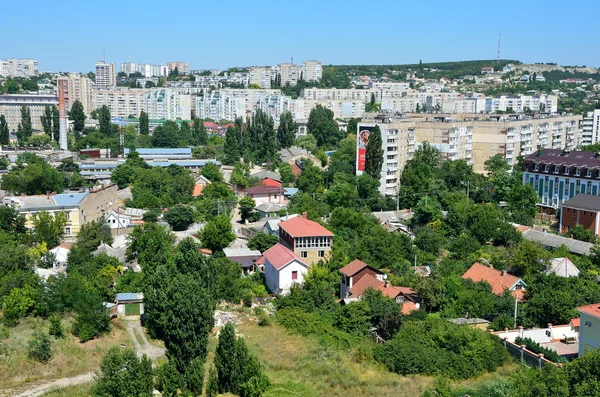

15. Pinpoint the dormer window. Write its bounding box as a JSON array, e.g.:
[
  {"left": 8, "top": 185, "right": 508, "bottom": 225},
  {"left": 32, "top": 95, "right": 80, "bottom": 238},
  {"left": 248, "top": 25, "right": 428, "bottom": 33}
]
[
  {"left": 587, "top": 169, "right": 593, "bottom": 177},
  {"left": 565, "top": 167, "right": 570, "bottom": 175},
  {"left": 575, "top": 167, "right": 580, "bottom": 176},
  {"left": 544, "top": 165, "right": 549, "bottom": 172},
  {"left": 533, "top": 163, "right": 539, "bottom": 171},
  {"left": 554, "top": 165, "right": 560, "bottom": 174}
]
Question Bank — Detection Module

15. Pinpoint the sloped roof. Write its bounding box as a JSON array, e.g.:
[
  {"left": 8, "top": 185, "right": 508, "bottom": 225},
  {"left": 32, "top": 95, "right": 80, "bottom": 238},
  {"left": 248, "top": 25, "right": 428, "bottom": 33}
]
[
  {"left": 192, "top": 184, "right": 205, "bottom": 197},
  {"left": 462, "top": 262, "right": 524, "bottom": 297},
  {"left": 339, "top": 259, "right": 371, "bottom": 277},
  {"left": 562, "top": 194, "right": 600, "bottom": 212},
  {"left": 246, "top": 185, "right": 284, "bottom": 195},
  {"left": 279, "top": 216, "right": 334, "bottom": 238},
  {"left": 548, "top": 257, "right": 580, "bottom": 278},
  {"left": 578, "top": 303, "right": 600, "bottom": 319},
  {"left": 522, "top": 228, "right": 593, "bottom": 255},
  {"left": 348, "top": 273, "right": 418, "bottom": 302},
  {"left": 261, "top": 177, "right": 282, "bottom": 187},
  {"left": 349, "top": 273, "right": 383, "bottom": 297},
  {"left": 571, "top": 318, "right": 580, "bottom": 327},
  {"left": 263, "top": 243, "right": 307, "bottom": 270},
  {"left": 401, "top": 301, "right": 419, "bottom": 315}
]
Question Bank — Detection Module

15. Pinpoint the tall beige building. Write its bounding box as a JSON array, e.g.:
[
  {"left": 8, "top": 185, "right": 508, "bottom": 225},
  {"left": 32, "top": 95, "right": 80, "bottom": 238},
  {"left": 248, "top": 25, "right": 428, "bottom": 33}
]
[
  {"left": 277, "top": 63, "right": 300, "bottom": 86},
  {"left": 0, "top": 58, "right": 38, "bottom": 77},
  {"left": 167, "top": 62, "right": 189, "bottom": 74},
  {"left": 59, "top": 73, "right": 93, "bottom": 115},
  {"left": 301, "top": 60, "right": 322, "bottom": 82},
  {"left": 249, "top": 67, "right": 272, "bottom": 89},
  {"left": 95, "top": 61, "right": 117, "bottom": 88},
  {"left": 0, "top": 94, "right": 58, "bottom": 131}
]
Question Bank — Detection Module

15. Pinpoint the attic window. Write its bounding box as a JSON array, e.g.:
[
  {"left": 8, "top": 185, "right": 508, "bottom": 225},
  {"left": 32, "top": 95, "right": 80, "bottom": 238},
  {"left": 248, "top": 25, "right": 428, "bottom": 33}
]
[
  {"left": 587, "top": 169, "right": 593, "bottom": 177},
  {"left": 533, "top": 163, "right": 539, "bottom": 171},
  {"left": 575, "top": 167, "right": 580, "bottom": 176}
]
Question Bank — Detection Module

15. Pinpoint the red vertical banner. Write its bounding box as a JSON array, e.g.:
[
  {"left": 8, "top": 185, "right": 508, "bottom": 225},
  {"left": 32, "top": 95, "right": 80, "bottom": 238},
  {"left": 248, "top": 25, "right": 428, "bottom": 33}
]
[{"left": 358, "top": 148, "right": 366, "bottom": 171}]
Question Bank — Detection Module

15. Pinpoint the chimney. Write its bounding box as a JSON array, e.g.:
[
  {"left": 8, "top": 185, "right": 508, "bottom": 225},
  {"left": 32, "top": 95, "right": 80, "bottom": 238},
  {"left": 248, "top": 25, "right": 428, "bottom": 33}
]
[
  {"left": 302, "top": 212, "right": 307, "bottom": 219},
  {"left": 487, "top": 263, "right": 494, "bottom": 269},
  {"left": 501, "top": 270, "right": 505, "bottom": 276},
  {"left": 537, "top": 148, "right": 544, "bottom": 156}
]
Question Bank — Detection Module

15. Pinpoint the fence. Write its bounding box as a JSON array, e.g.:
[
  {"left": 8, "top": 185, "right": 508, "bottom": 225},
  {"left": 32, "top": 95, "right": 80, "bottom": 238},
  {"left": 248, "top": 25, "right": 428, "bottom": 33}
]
[
  {"left": 500, "top": 337, "right": 558, "bottom": 368},
  {"left": 240, "top": 227, "right": 260, "bottom": 239}
]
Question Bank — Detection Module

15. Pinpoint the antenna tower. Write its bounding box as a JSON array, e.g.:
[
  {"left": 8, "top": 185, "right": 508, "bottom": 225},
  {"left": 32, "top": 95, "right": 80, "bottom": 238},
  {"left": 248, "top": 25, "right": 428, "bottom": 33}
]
[{"left": 497, "top": 33, "right": 501, "bottom": 61}]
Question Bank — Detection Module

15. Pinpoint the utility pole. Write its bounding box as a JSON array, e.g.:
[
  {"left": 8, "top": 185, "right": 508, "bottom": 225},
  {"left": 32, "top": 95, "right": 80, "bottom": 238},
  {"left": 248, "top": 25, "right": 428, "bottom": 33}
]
[{"left": 514, "top": 295, "right": 518, "bottom": 328}]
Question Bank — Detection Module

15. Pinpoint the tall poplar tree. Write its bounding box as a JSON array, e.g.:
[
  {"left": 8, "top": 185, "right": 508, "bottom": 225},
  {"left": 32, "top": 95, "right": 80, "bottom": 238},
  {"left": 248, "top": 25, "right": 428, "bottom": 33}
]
[
  {"left": 139, "top": 110, "right": 149, "bottom": 135},
  {"left": 364, "top": 125, "right": 383, "bottom": 179},
  {"left": 70, "top": 100, "right": 86, "bottom": 133},
  {"left": 0, "top": 115, "right": 9, "bottom": 145},
  {"left": 277, "top": 111, "right": 297, "bottom": 149}
]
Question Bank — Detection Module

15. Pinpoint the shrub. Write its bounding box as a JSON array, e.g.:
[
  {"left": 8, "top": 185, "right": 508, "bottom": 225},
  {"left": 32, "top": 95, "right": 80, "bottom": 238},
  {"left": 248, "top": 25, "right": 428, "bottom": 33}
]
[
  {"left": 515, "top": 336, "right": 566, "bottom": 363},
  {"left": 254, "top": 308, "right": 271, "bottom": 327},
  {"left": 28, "top": 332, "right": 52, "bottom": 363},
  {"left": 48, "top": 315, "right": 64, "bottom": 338},
  {"left": 206, "top": 366, "right": 218, "bottom": 397}
]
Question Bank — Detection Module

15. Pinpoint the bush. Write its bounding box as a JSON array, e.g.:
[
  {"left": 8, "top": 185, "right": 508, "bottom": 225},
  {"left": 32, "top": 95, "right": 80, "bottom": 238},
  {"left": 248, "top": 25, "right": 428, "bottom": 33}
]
[
  {"left": 206, "top": 366, "right": 218, "bottom": 397},
  {"left": 48, "top": 315, "right": 64, "bottom": 338},
  {"left": 515, "top": 336, "right": 566, "bottom": 363},
  {"left": 375, "top": 317, "right": 509, "bottom": 379},
  {"left": 254, "top": 308, "right": 271, "bottom": 327},
  {"left": 28, "top": 332, "right": 52, "bottom": 363}
]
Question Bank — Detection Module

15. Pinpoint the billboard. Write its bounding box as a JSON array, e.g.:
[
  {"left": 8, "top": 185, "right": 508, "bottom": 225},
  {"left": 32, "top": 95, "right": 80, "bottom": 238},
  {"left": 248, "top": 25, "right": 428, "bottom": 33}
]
[{"left": 356, "top": 125, "right": 374, "bottom": 172}]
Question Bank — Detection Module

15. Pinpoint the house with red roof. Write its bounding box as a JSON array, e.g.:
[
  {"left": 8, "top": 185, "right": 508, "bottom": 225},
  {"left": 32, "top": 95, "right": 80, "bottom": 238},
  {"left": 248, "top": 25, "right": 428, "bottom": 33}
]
[
  {"left": 278, "top": 212, "right": 334, "bottom": 264},
  {"left": 338, "top": 259, "right": 420, "bottom": 314},
  {"left": 577, "top": 303, "right": 600, "bottom": 357},
  {"left": 462, "top": 262, "right": 526, "bottom": 301},
  {"left": 262, "top": 243, "right": 309, "bottom": 295},
  {"left": 245, "top": 185, "right": 286, "bottom": 205}
]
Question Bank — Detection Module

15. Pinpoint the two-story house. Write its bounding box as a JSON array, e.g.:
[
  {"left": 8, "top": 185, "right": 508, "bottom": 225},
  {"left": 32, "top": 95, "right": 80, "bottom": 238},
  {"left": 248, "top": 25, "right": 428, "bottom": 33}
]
[
  {"left": 577, "top": 303, "right": 600, "bottom": 357},
  {"left": 278, "top": 212, "right": 334, "bottom": 264},
  {"left": 262, "top": 243, "right": 309, "bottom": 295}
]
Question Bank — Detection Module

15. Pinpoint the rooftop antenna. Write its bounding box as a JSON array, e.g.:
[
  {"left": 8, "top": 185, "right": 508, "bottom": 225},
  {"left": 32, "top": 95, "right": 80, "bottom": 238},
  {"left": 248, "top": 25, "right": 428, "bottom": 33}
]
[{"left": 497, "top": 33, "right": 501, "bottom": 61}]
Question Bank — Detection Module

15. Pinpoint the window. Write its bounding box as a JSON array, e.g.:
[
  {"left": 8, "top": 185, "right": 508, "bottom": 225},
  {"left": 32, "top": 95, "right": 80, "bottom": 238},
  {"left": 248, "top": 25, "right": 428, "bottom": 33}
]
[
  {"left": 515, "top": 283, "right": 523, "bottom": 290},
  {"left": 565, "top": 167, "right": 569, "bottom": 175},
  {"left": 554, "top": 165, "right": 560, "bottom": 174},
  {"left": 318, "top": 250, "right": 325, "bottom": 258},
  {"left": 300, "top": 251, "right": 308, "bottom": 258},
  {"left": 291, "top": 271, "right": 298, "bottom": 280},
  {"left": 587, "top": 169, "right": 593, "bottom": 177},
  {"left": 544, "top": 165, "right": 549, "bottom": 172},
  {"left": 575, "top": 167, "right": 581, "bottom": 176},
  {"left": 65, "top": 227, "right": 71, "bottom": 236}
]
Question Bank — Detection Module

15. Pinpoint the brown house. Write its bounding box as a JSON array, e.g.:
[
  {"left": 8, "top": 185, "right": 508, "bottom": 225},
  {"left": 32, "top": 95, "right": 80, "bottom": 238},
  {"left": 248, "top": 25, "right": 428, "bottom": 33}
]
[{"left": 560, "top": 194, "right": 600, "bottom": 236}]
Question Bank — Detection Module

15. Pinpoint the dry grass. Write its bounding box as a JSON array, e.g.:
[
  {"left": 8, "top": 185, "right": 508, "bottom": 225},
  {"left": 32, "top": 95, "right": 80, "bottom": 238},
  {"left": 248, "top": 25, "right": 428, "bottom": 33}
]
[
  {"left": 0, "top": 316, "right": 129, "bottom": 396},
  {"left": 40, "top": 384, "right": 93, "bottom": 397}
]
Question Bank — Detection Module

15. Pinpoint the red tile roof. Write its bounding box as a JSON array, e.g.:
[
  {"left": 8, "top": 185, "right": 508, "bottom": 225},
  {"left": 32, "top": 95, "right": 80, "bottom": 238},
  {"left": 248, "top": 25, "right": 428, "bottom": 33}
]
[
  {"left": 577, "top": 303, "right": 600, "bottom": 319},
  {"left": 246, "top": 185, "right": 284, "bottom": 195},
  {"left": 339, "top": 259, "right": 371, "bottom": 277},
  {"left": 203, "top": 121, "right": 219, "bottom": 129},
  {"left": 279, "top": 216, "right": 334, "bottom": 238},
  {"left": 261, "top": 177, "right": 282, "bottom": 187},
  {"left": 348, "top": 273, "right": 418, "bottom": 303},
  {"left": 263, "top": 243, "right": 307, "bottom": 270},
  {"left": 462, "top": 262, "right": 524, "bottom": 297},
  {"left": 255, "top": 256, "right": 265, "bottom": 265},
  {"left": 192, "top": 184, "right": 204, "bottom": 197},
  {"left": 291, "top": 163, "right": 302, "bottom": 176},
  {"left": 401, "top": 301, "right": 418, "bottom": 315},
  {"left": 571, "top": 318, "right": 581, "bottom": 327}
]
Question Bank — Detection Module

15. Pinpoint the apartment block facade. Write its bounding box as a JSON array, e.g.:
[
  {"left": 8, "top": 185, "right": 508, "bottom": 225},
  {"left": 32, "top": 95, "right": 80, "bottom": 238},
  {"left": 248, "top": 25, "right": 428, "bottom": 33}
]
[
  {"left": 277, "top": 63, "right": 300, "bottom": 86},
  {"left": 58, "top": 73, "right": 93, "bottom": 115},
  {"left": 522, "top": 149, "right": 600, "bottom": 208},
  {"left": 0, "top": 94, "right": 58, "bottom": 131},
  {"left": 249, "top": 67, "right": 272, "bottom": 89},
  {"left": 92, "top": 88, "right": 191, "bottom": 120},
  {"left": 121, "top": 62, "right": 168, "bottom": 78},
  {"left": 167, "top": 62, "right": 189, "bottom": 74},
  {"left": 95, "top": 61, "right": 117, "bottom": 88},
  {"left": 581, "top": 109, "right": 600, "bottom": 146},
  {"left": 301, "top": 61, "right": 323, "bottom": 82},
  {"left": 0, "top": 58, "right": 38, "bottom": 78}
]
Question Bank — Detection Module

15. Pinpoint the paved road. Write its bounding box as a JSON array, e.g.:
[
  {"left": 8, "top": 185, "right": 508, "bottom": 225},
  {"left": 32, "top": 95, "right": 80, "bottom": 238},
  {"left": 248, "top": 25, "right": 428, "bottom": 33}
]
[{"left": 12, "top": 319, "right": 165, "bottom": 397}]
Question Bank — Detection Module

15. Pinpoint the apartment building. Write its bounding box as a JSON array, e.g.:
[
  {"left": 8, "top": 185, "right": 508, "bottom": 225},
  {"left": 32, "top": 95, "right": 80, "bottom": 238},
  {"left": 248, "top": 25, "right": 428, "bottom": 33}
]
[
  {"left": 92, "top": 88, "right": 191, "bottom": 120},
  {"left": 521, "top": 149, "right": 600, "bottom": 208},
  {"left": 301, "top": 60, "right": 323, "bottom": 82},
  {"left": 122, "top": 62, "right": 168, "bottom": 78},
  {"left": 580, "top": 109, "right": 600, "bottom": 146},
  {"left": 58, "top": 73, "right": 93, "bottom": 115},
  {"left": 0, "top": 94, "right": 58, "bottom": 131},
  {"left": 278, "top": 63, "right": 300, "bottom": 86},
  {"left": 0, "top": 58, "right": 38, "bottom": 78},
  {"left": 167, "top": 62, "right": 189, "bottom": 74},
  {"left": 357, "top": 115, "right": 417, "bottom": 196},
  {"left": 195, "top": 89, "right": 283, "bottom": 122},
  {"left": 249, "top": 67, "right": 272, "bottom": 89},
  {"left": 95, "top": 61, "right": 117, "bottom": 88}
]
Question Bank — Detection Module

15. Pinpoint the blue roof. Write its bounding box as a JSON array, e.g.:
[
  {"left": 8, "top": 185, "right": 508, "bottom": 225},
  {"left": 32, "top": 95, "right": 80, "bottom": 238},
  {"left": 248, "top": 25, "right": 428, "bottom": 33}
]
[
  {"left": 148, "top": 160, "right": 221, "bottom": 167},
  {"left": 284, "top": 188, "right": 299, "bottom": 196},
  {"left": 125, "top": 148, "right": 192, "bottom": 155},
  {"left": 53, "top": 193, "right": 88, "bottom": 206}
]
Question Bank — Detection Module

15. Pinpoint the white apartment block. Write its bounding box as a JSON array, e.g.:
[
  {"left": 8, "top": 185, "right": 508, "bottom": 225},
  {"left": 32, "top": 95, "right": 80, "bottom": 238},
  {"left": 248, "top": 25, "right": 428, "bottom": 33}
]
[
  {"left": 0, "top": 58, "right": 38, "bottom": 78},
  {"left": 249, "top": 67, "right": 272, "bottom": 89},
  {"left": 278, "top": 63, "right": 300, "bottom": 86},
  {"left": 167, "top": 62, "right": 189, "bottom": 74},
  {"left": 0, "top": 94, "right": 58, "bottom": 131},
  {"left": 356, "top": 117, "right": 416, "bottom": 196},
  {"left": 196, "top": 89, "right": 282, "bottom": 122},
  {"left": 92, "top": 88, "right": 191, "bottom": 120},
  {"left": 95, "top": 61, "right": 117, "bottom": 88},
  {"left": 121, "top": 62, "right": 168, "bottom": 78},
  {"left": 580, "top": 109, "right": 600, "bottom": 147},
  {"left": 59, "top": 73, "right": 93, "bottom": 115},
  {"left": 301, "top": 60, "right": 322, "bottom": 82}
]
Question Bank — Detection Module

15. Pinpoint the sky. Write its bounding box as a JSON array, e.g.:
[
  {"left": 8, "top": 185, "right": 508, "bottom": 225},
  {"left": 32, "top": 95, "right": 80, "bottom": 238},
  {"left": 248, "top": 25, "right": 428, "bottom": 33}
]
[{"left": 2, "top": 0, "right": 599, "bottom": 73}]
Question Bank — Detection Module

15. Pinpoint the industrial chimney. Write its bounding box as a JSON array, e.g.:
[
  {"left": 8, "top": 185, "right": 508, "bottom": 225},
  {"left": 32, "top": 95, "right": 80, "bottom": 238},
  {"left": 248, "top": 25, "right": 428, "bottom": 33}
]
[{"left": 57, "top": 78, "right": 68, "bottom": 150}]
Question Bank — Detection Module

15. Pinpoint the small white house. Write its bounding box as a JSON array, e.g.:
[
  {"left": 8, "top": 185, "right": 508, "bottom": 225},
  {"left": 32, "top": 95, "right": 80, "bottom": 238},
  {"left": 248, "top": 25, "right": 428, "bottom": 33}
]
[
  {"left": 105, "top": 210, "right": 132, "bottom": 229},
  {"left": 262, "top": 243, "right": 309, "bottom": 295}
]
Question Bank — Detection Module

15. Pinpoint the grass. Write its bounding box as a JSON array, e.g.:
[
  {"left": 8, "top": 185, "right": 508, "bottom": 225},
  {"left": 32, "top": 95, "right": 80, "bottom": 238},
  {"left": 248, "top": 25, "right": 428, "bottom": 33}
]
[
  {"left": 39, "top": 384, "right": 93, "bottom": 397},
  {"left": 0, "top": 316, "right": 129, "bottom": 396}
]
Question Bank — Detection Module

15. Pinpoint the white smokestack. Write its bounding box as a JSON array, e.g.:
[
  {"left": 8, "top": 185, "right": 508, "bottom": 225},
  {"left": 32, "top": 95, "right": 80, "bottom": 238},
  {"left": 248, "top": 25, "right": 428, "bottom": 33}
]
[{"left": 58, "top": 78, "right": 68, "bottom": 151}]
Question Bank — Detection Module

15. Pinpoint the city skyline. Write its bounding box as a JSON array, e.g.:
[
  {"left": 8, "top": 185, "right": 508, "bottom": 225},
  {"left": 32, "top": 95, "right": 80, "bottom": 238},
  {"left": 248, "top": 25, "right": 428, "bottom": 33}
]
[{"left": 1, "top": 0, "right": 599, "bottom": 73}]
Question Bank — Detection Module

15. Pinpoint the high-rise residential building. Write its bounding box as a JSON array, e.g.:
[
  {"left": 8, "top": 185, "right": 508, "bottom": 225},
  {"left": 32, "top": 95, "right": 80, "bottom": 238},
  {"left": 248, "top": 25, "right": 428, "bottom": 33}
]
[
  {"left": 59, "top": 73, "right": 93, "bottom": 115},
  {"left": 121, "top": 62, "right": 138, "bottom": 76},
  {"left": 277, "top": 63, "right": 300, "bottom": 86},
  {"left": 121, "top": 62, "right": 168, "bottom": 78},
  {"left": 249, "top": 67, "right": 272, "bottom": 89},
  {"left": 95, "top": 61, "right": 117, "bottom": 88},
  {"left": 580, "top": 109, "right": 600, "bottom": 147},
  {"left": 301, "top": 60, "right": 322, "bottom": 82},
  {"left": 167, "top": 62, "right": 189, "bottom": 74},
  {"left": 92, "top": 88, "right": 191, "bottom": 120},
  {"left": 0, "top": 94, "right": 58, "bottom": 131},
  {"left": 0, "top": 58, "right": 39, "bottom": 78}
]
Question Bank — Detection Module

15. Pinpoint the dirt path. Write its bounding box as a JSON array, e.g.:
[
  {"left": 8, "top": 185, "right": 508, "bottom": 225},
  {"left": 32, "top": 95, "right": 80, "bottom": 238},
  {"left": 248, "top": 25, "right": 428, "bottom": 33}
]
[{"left": 11, "top": 319, "right": 165, "bottom": 397}]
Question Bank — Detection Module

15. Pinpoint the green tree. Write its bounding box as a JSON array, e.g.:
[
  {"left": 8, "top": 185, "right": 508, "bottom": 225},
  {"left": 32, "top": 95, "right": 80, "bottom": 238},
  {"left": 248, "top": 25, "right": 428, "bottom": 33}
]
[
  {"left": 3, "top": 79, "right": 20, "bottom": 94},
  {"left": 200, "top": 162, "right": 224, "bottom": 182},
  {"left": 17, "top": 105, "right": 33, "bottom": 143},
  {"left": 28, "top": 332, "right": 52, "bottom": 363},
  {"left": 48, "top": 315, "right": 64, "bottom": 338},
  {"left": 295, "top": 161, "right": 325, "bottom": 194},
  {"left": 325, "top": 182, "right": 358, "bottom": 208},
  {"left": 76, "top": 218, "right": 114, "bottom": 253},
  {"left": 0, "top": 115, "right": 9, "bottom": 145},
  {"left": 152, "top": 121, "right": 180, "bottom": 147},
  {"left": 93, "top": 347, "right": 153, "bottom": 397},
  {"left": 31, "top": 211, "right": 68, "bottom": 248},
  {"left": 278, "top": 162, "right": 294, "bottom": 185},
  {"left": 513, "top": 240, "right": 550, "bottom": 276},
  {"left": 239, "top": 196, "right": 256, "bottom": 222},
  {"left": 41, "top": 105, "right": 53, "bottom": 138},
  {"left": 179, "top": 120, "right": 192, "bottom": 146},
  {"left": 2, "top": 285, "right": 39, "bottom": 326},
  {"left": 51, "top": 106, "right": 59, "bottom": 144},
  {"left": 335, "top": 300, "right": 371, "bottom": 336},
  {"left": 206, "top": 366, "right": 219, "bottom": 397},
  {"left": 223, "top": 126, "right": 241, "bottom": 165},
  {"left": 72, "top": 290, "right": 111, "bottom": 342},
  {"left": 164, "top": 204, "right": 195, "bottom": 231},
  {"left": 98, "top": 105, "right": 112, "bottom": 137},
  {"left": 247, "top": 232, "right": 278, "bottom": 252},
  {"left": 200, "top": 214, "right": 235, "bottom": 252},
  {"left": 277, "top": 111, "right": 297, "bottom": 149},
  {"left": 70, "top": 100, "right": 86, "bottom": 133},
  {"left": 248, "top": 109, "right": 278, "bottom": 164},
  {"left": 139, "top": 110, "right": 149, "bottom": 135},
  {"left": 192, "top": 118, "right": 207, "bottom": 146},
  {"left": 307, "top": 105, "right": 339, "bottom": 147}
]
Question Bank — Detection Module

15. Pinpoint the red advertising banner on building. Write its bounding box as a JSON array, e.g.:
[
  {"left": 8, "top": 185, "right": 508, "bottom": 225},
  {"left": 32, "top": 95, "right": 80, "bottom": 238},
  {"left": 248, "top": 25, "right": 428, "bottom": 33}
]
[
  {"left": 357, "top": 148, "right": 366, "bottom": 171},
  {"left": 356, "top": 126, "right": 373, "bottom": 172}
]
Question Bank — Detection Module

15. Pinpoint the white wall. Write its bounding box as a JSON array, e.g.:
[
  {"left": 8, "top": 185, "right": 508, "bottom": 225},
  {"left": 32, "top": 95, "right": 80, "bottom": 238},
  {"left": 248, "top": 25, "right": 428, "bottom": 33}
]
[{"left": 264, "top": 258, "right": 308, "bottom": 295}]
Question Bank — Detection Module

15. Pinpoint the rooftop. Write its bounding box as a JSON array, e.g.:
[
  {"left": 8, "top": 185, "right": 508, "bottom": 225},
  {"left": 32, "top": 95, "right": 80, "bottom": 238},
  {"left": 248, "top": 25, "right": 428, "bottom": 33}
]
[
  {"left": 279, "top": 215, "right": 334, "bottom": 238},
  {"left": 521, "top": 228, "right": 593, "bottom": 255},
  {"left": 577, "top": 303, "right": 600, "bottom": 319},
  {"left": 462, "top": 262, "right": 524, "bottom": 298},
  {"left": 562, "top": 194, "right": 600, "bottom": 212},
  {"left": 262, "top": 243, "right": 306, "bottom": 270},
  {"left": 246, "top": 185, "right": 284, "bottom": 195},
  {"left": 339, "top": 259, "right": 372, "bottom": 277},
  {"left": 523, "top": 149, "right": 600, "bottom": 168}
]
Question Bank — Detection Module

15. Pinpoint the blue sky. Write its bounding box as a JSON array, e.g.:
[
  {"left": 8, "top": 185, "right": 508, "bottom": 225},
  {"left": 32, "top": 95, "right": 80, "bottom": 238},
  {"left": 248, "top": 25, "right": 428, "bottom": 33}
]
[{"left": 2, "top": 0, "right": 599, "bottom": 73}]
